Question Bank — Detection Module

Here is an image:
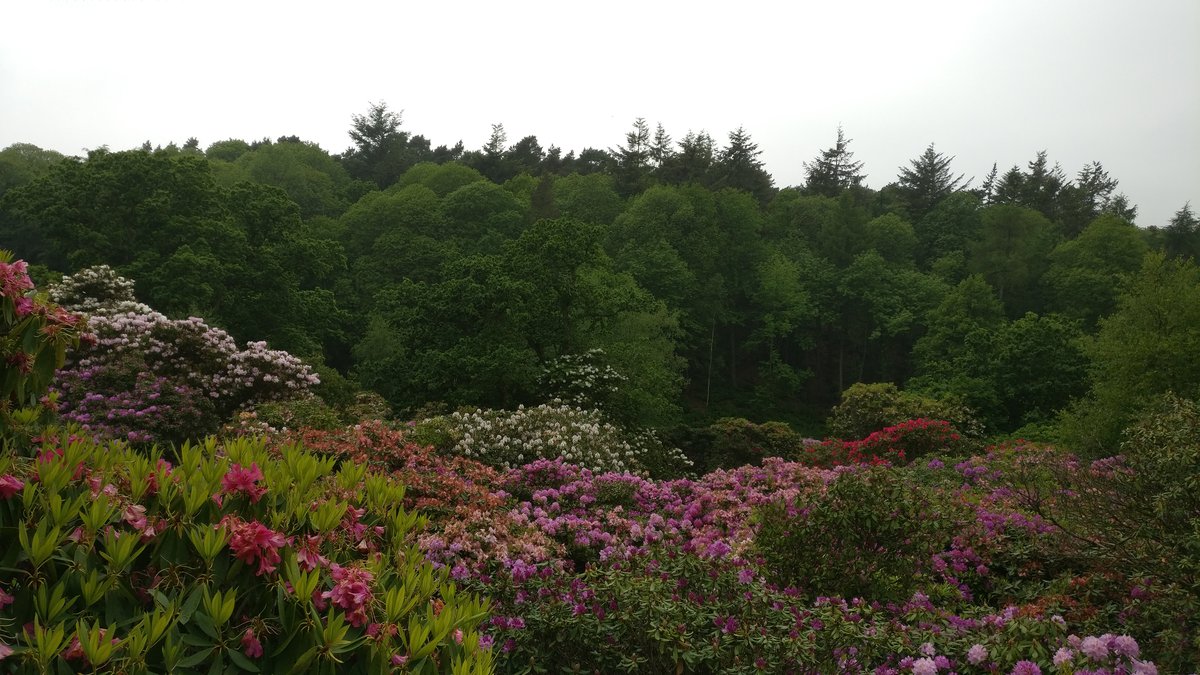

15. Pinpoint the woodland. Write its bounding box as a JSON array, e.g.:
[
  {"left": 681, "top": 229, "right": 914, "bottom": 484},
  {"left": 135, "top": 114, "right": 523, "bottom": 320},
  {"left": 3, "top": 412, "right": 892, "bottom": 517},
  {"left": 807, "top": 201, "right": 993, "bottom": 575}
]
[{"left": 0, "top": 104, "right": 1197, "bottom": 673}]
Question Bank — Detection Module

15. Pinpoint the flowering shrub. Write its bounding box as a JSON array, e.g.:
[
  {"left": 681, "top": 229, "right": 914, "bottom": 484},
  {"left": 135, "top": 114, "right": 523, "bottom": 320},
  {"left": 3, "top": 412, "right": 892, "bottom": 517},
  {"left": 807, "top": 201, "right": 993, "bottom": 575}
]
[
  {"left": 755, "top": 466, "right": 972, "bottom": 603},
  {"left": 440, "top": 403, "right": 692, "bottom": 478},
  {"left": 535, "top": 349, "right": 627, "bottom": 415},
  {"left": 47, "top": 264, "right": 152, "bottom": 317},
  {"left": 0, "top": 251, "right": 86, "bottom": 413},
  {"left": 44, "top": 265, "right": 319, "bottom": 443},
  {"left": 0, "top": 433, "right": 493, "bottom": 673},
  {"left": 827, "top": 382, "right": 984, "bottom": 440}
]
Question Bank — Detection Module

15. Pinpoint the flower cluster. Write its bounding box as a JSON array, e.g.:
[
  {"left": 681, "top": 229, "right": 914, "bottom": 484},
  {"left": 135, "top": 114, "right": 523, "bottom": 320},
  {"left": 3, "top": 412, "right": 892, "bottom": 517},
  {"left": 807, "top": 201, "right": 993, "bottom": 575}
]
[
  {"left": 1, "top": 251, "right": 86, "bottom": 415},
  {"left": 48, "top": 264, "right": 153, "bottom": 317},
  {"left": 52, "top": 308, "right": 317, "bottom": 442},
  {"left": 535, "top": 349, "right": 628, "bottom": 412},
  {"left": 443, "top": 403, "right": 691, "bottom": 477}
]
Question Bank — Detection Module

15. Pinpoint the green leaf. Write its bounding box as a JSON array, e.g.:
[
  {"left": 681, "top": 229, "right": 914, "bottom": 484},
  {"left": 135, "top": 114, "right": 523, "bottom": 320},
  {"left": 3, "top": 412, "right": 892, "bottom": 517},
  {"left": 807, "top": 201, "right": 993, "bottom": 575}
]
[{"left": 228, "top": 647, "right": 261, "bottom": 672}]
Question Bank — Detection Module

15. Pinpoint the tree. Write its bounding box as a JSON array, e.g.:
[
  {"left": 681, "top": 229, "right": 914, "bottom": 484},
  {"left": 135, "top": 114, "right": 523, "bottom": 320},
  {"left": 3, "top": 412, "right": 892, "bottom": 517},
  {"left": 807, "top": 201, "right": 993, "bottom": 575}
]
[
  {"left": 895, "top": 144, "right": 967, "bottom": 223},
  {"left": 1042, "top": 214, "right": 1149, "bottom": 326},
  {"left": 1058, "top": 161, "right": 1118, "bottom": 236},
  {"left": 611, "top": 118, "right": 653, "bottom": 197},
  {"left": 968, "top": 204, "right": 1059, "bottom": 315},
  {"left": 649, "top": 123, "right": 674, "bottom": 169},
  {"left": 713, "top": 126, "right": 774, "bottom": 205},
  {"left": 343, "top": 101, "right": 413, "bottom": 187},
  {"left": 506, "top": 135, "right": 545, "bottom": 176},
  {"left": 1019, "top": 151, "right": 1067, "bottom": 221},
  {"left": 803, "top": 126, "right": 864, "bottom": 198},
  {"left": 233, "top": 140, "right": 355, "bottom": 218},
  {"left": 659, "top": 130, "right": 716, "bottom": 186},
  {"left": 914, "top": 192, "right": 982, "bottom": 267},
  {"left": 1164, "top": 202, "right": 1200, "bottom": 260},
  {"left": 1059, "top": 253, "right": 1200, "bottom": 455}
]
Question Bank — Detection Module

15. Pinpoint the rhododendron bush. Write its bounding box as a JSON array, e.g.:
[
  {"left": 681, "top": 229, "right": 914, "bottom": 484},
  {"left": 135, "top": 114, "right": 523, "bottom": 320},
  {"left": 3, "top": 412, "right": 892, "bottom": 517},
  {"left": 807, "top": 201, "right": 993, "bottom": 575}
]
[
  {"left": 0, "top": 434, "right": 493, "bottom": 674},
  {"left": 48, "top": 265, "right": 319, "bottom": 443}
]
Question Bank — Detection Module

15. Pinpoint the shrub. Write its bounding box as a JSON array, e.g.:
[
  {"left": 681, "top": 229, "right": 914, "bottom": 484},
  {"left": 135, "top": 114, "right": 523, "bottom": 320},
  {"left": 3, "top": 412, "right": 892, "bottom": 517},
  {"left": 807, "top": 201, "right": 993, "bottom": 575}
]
[
  {"left": 668, "top": 417, "right": 809, "bottom": 472},
  {"left": 441, "top": 404, "right": 692, "bottom": 478},
  {"left": 755, "top": 466, "right": 969, "bottom": 603},
  {"left": 0, "top": 434, "right": 493, "bottom": 673},
  {"left": 47, "top": 264, "right": 152, "bottom": 317},
  {"left": 250, "top": 395, "right": 344, "bottom": 432},
  {"left": 827, "top": 382, "right": 983, "bottom": 440},
  {"left": 0, "top": 250, "right": 86, "bottom": 441}
]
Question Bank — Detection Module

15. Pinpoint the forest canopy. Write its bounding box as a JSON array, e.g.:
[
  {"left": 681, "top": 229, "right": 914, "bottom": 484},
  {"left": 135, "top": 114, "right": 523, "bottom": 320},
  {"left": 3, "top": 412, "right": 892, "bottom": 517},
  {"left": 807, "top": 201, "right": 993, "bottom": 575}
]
[{"left": 2, "top": 104, "right": 1197, "bottom": 452}]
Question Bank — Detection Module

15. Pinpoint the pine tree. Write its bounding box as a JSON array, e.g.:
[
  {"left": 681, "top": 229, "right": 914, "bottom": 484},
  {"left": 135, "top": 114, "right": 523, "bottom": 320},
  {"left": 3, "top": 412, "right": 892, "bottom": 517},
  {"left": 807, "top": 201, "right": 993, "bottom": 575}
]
[
  {"left": 803, "top": 126, "right": 864, "bottom": 197},
  {"left": 1164, "top": 202, "right": 1199, "bottom": 260},
  {"left": 715, "top": 126, "right": 775, "bottom": 204},
  {"left": 896, "top": 143, "right": 968, "bottom": 221},
  {"left": 611, "top": 118, "right": 652, "bottom": 197}
]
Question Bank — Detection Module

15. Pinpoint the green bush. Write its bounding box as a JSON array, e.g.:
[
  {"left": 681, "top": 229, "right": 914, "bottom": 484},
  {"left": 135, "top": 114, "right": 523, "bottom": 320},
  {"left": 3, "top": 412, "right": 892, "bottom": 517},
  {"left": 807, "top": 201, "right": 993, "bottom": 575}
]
[
  {"left": 826, "top": 382, "right": 983, "bottom": 440},
  {"left": 0, "top": 434, "right": 493, "bottom": 674},
  {"left": 668, "top": 418, "right": 807, "bottom": 472},
  {"left": 754, "top": 467, "right": 967, "bottom": 603},
  {"left": 249, "top": 395, "right": 345, "bottom": 432}
]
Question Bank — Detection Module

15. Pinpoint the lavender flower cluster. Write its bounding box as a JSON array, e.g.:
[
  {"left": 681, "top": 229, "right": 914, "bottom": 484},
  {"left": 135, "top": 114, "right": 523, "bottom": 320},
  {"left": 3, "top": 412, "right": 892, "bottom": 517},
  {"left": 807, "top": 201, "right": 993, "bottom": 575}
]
[{"left": 49, "top": 267, "right": 318, "bottom": 442}]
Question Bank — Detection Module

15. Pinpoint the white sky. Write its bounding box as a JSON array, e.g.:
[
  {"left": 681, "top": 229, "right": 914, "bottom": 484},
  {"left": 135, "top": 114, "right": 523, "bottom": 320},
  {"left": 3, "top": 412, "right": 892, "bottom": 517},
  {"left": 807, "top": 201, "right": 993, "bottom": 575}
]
[{"left": 1, "top": 0, "right": 1197, "bottom": 227}]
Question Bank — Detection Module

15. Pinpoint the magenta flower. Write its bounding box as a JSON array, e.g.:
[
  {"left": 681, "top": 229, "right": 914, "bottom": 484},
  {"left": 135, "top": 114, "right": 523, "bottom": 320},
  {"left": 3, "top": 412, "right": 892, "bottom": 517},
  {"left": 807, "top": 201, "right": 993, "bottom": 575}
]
[
  {"left": 0, "top": 474, "right": 23, "bottom": 499},
  {"left": 0, "top": 585, "right": 13, "bottom": 610},
  {"left": 241, "top": 628, "right": 263, "bottom": 658},
  {"left": 221, "top": 462, "right": 267, "bottom": 503},
  {"left": 323, "top": 564, "right": 374, "bottom": 627},
  {"left": 1009, "top": 661, "right": 1041, "bottom": 675}
]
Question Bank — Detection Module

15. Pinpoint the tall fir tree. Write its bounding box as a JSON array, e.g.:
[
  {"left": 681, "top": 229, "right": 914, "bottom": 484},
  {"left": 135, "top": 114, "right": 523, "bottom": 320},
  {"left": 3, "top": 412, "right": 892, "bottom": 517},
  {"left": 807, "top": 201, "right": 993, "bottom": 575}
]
[{"left": 803, "top": 126, "right": 865, "bottom": 197}]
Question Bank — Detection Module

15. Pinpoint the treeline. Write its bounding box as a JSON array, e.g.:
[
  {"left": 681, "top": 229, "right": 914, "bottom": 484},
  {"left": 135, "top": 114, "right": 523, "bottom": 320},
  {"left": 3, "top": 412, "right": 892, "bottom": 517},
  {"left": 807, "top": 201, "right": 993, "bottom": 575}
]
[{"left": 1, "top": 104, "right": 1198, "bottom": 451}]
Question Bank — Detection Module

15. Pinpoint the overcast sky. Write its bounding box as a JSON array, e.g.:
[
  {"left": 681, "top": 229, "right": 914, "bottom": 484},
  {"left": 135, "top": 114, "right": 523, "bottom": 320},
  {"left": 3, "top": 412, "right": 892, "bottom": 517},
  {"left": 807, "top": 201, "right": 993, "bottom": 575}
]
[{"left": 1, "top": 0, "right": 1196, "bottom": 227}]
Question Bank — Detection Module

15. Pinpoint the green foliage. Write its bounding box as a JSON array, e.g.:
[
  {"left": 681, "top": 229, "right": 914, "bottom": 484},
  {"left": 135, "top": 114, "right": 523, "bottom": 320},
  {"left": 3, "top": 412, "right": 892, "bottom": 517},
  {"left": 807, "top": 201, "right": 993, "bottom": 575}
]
[
  {"left": 248, "top": 395, "right": 345, "bottom": 432},
  {"left": 0, "top": 435, "right": 493, "bottom": 674},
  {"left": 1042, "top": 214, "right": 1148, "bottom": 326},
  {"left": 1059, "top": 252, "right": 1200, "bottom": 455},
  {"left": 826, "top": 382, "right": 982, "bottom": 440},
  {"left": 397, "top": 162, "right": 487, "bottom": 197},
  {"left": 670, "top": 417, "right": 807, "bottom": 472},
  {"left": 755, "top": 467, "right": 967, "bottom": 602}
]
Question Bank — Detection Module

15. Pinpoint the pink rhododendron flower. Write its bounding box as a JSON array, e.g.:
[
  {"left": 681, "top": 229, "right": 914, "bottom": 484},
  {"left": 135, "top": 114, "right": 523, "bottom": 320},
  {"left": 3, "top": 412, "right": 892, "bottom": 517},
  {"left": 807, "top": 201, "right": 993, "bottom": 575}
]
[
  {"left": 221, "top": 462, "right": 267, "bottom": 503},
  {"left": 0, "top": 475, "right": 22, "bottom": 499},
  {"left": 967, "top": 643, "right": 988, "bottom": 665},
  {"left": 242, "top": 628, "right": 263, "bottom": 658},
  {"left": 0, "top": 642, "right": 11, "bottom": 660},
  {"left": 295, "top": 534, "right": 329, "bottom": 572},
  {"left": 1009, "top": 661, "right": 1041, "bottom": 675},
  {"left": 323, "top": 564, "right": 374, "bottom": 627},
  {"left": 1110, "top": 634, "right": 1139, "bottom": 658},
  {"left": 1053, "top": 647, "right": 1073, "bottom": 666},
  {"left": 1080, "top": 636, "right": 1108, "bottom": 661},
  {"left": 910, "top": 657, "right": 937, "bottom": 675},
  {"left": 222, "top": 516, "right": 288, "bottom": 576},
  {"left": 0, "top": 586, "right": 13, "bottom": 610}
]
